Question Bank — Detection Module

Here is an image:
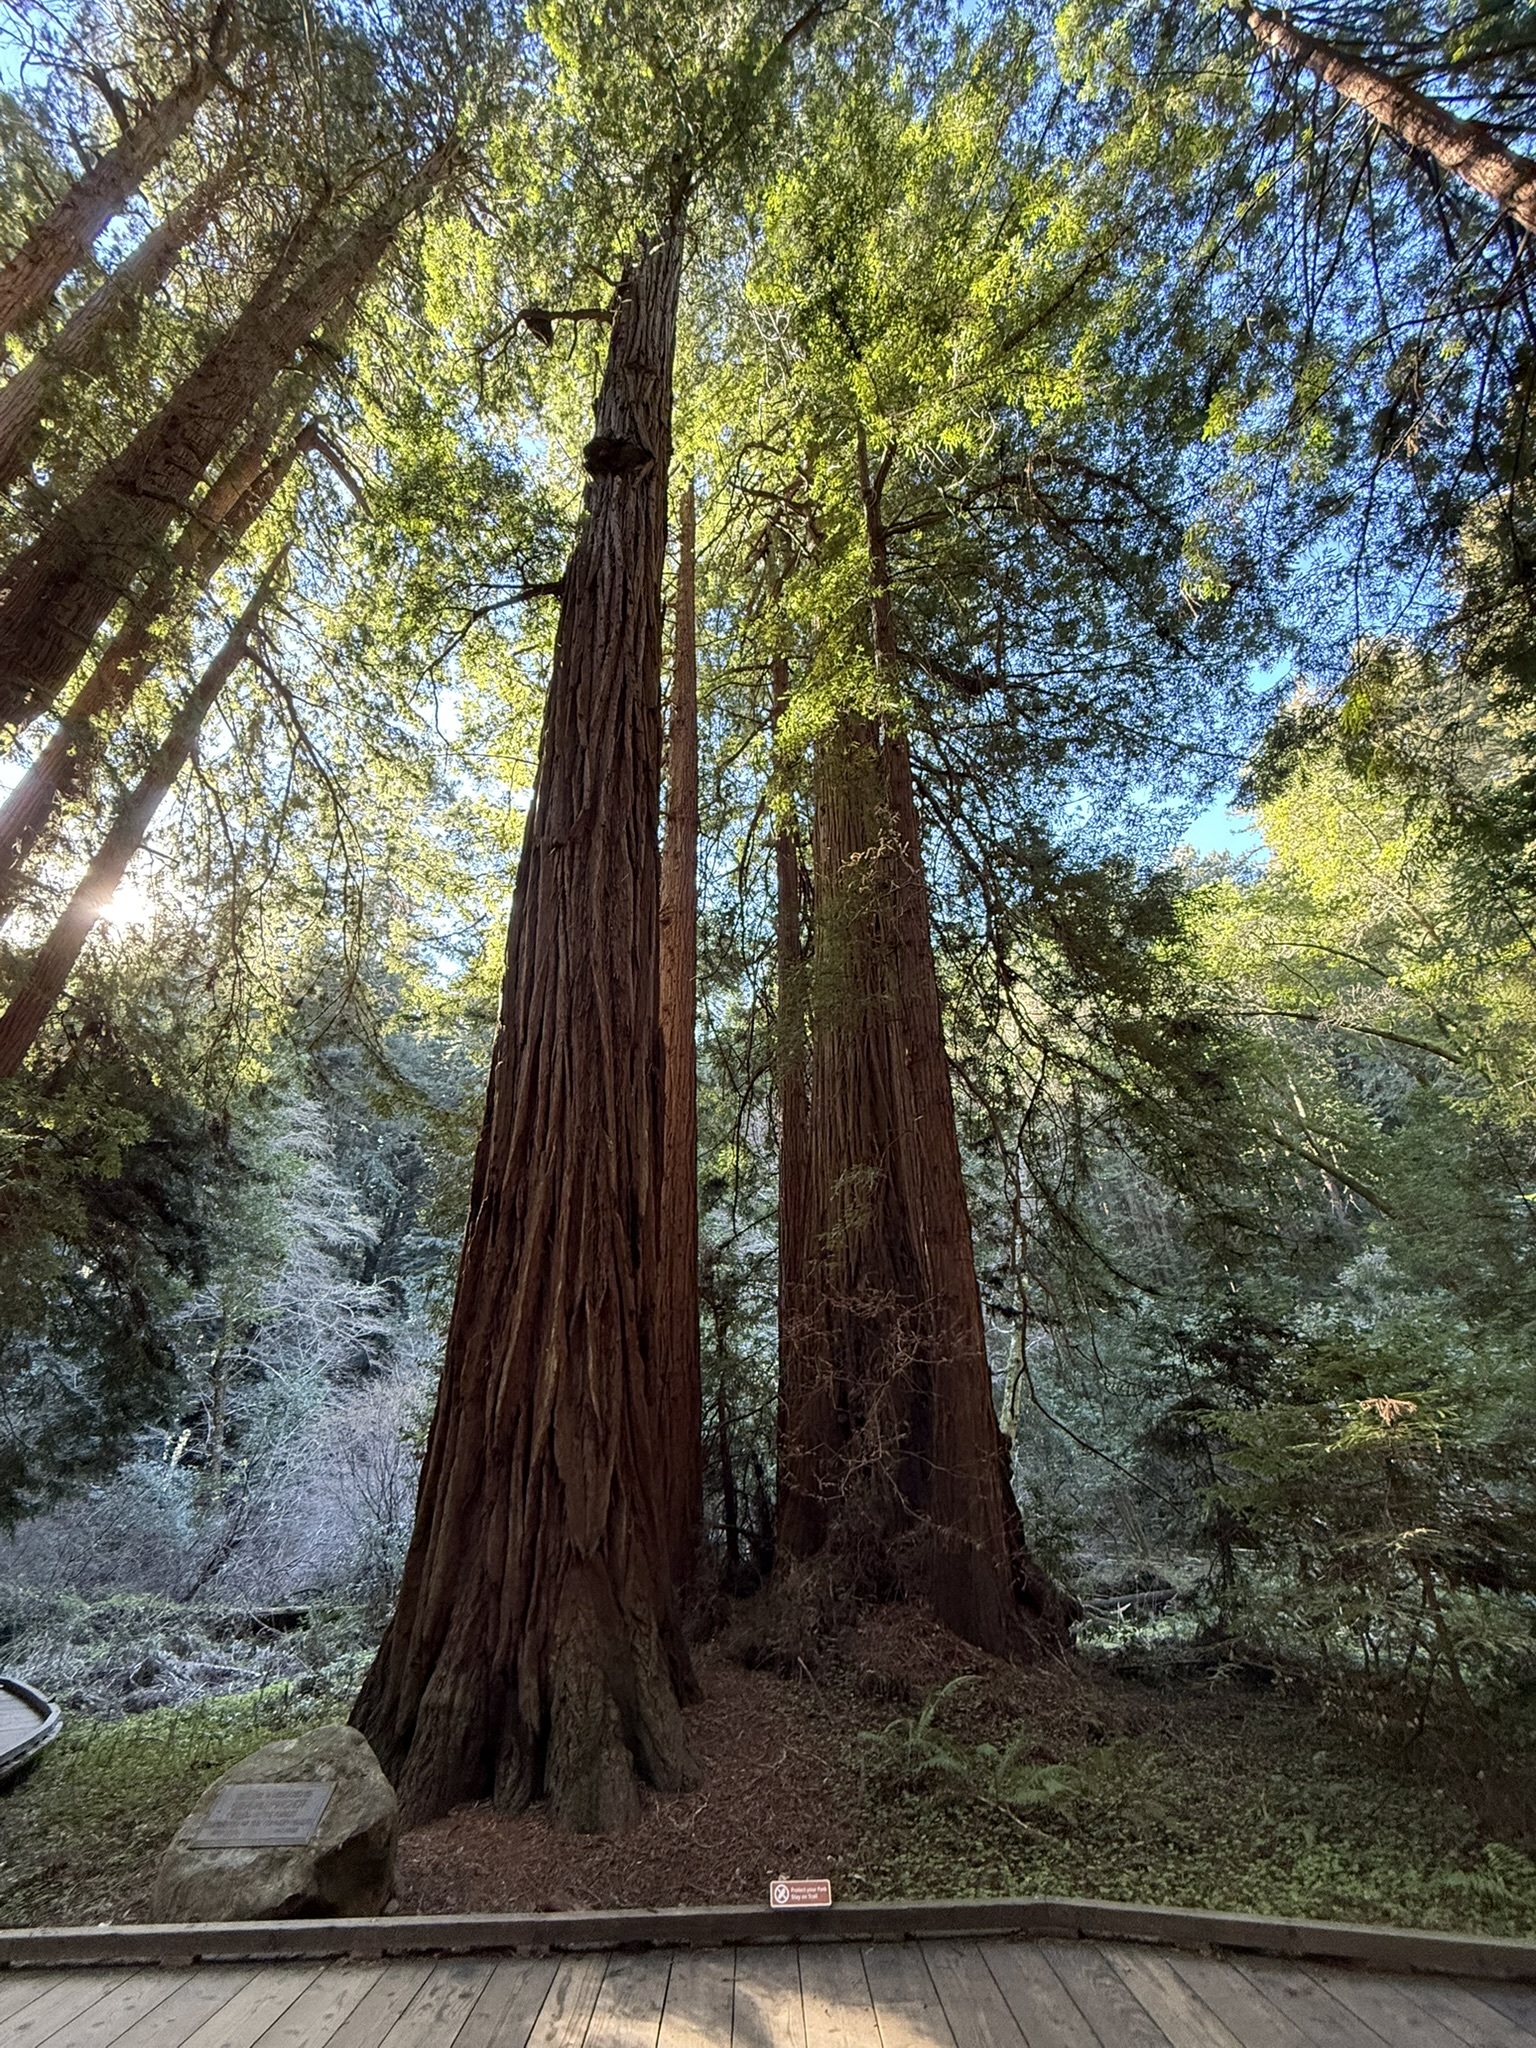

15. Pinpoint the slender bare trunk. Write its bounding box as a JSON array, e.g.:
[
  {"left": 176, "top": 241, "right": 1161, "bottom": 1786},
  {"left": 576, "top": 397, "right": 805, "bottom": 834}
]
[
  {"left": 657, "top": 480, "right": 701, "bottom": 1585},
  {"left": 0, "top": 173, "right": 225, "bottom": 487},
  {"left": 353, "top": 220, "right": 697, "bottom": 1835},
  {"left": 770, "top": 638, "right": 827, "bottom": 1559},
  {"left": 1247, "top": 7, "right": 1536, "bottom": 236},
  {"left": 0, "top": 561, "right": 277, "bottom": 1078},
  {"left": 0, "top": 159, "right": 444, "bottom": 734},
  {"left": 0, "top": 50, "right": 223, "bottom": 339},
  {"left": 0, "top": 428, "right": 302, "bottom": 914}
]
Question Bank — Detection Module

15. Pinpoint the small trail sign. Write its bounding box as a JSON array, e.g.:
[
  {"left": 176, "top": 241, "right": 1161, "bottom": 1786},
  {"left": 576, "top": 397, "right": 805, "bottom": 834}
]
[{"left": 769, "top": 1878, "right": 833, "bottom": 1908}]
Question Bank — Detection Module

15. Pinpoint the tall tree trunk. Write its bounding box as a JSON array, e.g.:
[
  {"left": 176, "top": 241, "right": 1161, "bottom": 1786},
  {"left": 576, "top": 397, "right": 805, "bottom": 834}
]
[
  {"left": 1247, "top": 7, "right": 1536, "bottom": 236},
  {"left": 0, "top": 427, "right": 302, "bottom": 913},
  {"left": 0, "top": 560, "right": 277, "bottom": 1078},
  {"left": 657, "top": 480, "right": 701, "bottom": 1585},
  {"left": 775, "top": 436, "right": 1074, "bottom": 1658},
  {"left": 0, "top": 159, "right": 443, "bottom": 735},
  {"left": 0, "top": 173, "right": 225, "bottom": 488},
  {"left": 770, "top": 637, "right": 827, "bottom": 1559},
  {"left": 0, "top": 35, "right": 227, "bottom": 340},
  {"left": 860, "top": 442, "right": 1072, "bottom": 1648},
  {"left": 352, "top": 221, "right": 697, "bottom": 1835}
]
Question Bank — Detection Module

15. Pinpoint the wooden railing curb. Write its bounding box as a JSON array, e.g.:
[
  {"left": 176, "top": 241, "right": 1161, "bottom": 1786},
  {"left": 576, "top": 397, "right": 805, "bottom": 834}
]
[{"left": 1, "top": 1896, "right": 1532, "bottom": 1977}]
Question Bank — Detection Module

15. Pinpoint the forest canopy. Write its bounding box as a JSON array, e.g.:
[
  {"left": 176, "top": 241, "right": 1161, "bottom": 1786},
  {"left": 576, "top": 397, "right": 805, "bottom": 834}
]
[{"left": 1, "top": 0, "right": 1534, "bottom": 1838}]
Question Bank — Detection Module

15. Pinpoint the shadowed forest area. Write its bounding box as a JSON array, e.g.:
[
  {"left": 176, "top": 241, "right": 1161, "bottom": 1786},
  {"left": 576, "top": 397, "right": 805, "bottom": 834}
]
[{"left": 0, "top": 0, "right": 1534, "bottom": 1934}]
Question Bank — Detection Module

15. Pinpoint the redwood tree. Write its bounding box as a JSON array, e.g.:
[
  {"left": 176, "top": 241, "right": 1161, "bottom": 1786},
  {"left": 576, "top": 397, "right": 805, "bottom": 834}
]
[
  {"left": 1246, "top": 8, "right": 1536, "bottom": 238},
  {"left": 0, "top": 159, "right": 446, "bottom": 735},
  {"left": 0, "top": 172, "right": 226, "bottom": 488},
  {"left": 775, "top": 437, "right": 1074, "bottom": 1656},
  {"left": 0, "top": 426, "right": 304, "bottom": 913},
  {"left": 0, "top": 17, "right": 229, "bottom": 340},
  {"left": 351, "top": 220, "right": 699, "bottom": 1833},
  {"left": 657, "top": 480, "right": 702, "bottom": 1583},
  {"left": 0, "top": 558, "right": 279, "bottom": 1078}
]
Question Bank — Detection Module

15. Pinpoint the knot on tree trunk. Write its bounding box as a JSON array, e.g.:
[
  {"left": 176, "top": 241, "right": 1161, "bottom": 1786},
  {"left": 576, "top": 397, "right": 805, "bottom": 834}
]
[{"left": 583, "top": 434, "right": 654, "bottom": 478}]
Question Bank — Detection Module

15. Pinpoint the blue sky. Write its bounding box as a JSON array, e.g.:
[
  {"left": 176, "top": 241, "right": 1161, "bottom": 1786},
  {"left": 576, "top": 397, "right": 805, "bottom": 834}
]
[{"left": 1181, "top": 790, "right": 1265, "bottom": 862}]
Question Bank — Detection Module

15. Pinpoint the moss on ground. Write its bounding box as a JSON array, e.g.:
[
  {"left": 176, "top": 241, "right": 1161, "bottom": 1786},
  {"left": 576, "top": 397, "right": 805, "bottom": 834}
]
[
  {"left": 0, "top": 1682, "right": 355, "bottom": 1928},
  {"left": 843, "top": 1669, "right": 1536, "bottom": 1937}
]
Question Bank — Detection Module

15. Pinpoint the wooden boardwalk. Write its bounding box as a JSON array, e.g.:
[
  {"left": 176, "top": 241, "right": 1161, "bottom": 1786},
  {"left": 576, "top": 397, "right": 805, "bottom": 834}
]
[{"left": 1, "top": 1938, "right": 1534, "bottom": 2048}]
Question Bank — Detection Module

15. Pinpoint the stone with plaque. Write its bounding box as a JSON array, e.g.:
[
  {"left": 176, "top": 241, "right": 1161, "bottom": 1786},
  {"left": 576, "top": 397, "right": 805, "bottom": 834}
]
[{"left": 151, "top": 1724, "right": 397, "bottom": 1923}]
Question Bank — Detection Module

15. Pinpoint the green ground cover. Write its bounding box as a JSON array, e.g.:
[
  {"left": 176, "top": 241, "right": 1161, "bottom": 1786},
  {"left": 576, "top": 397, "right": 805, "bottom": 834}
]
[{"left": 846, "top": 1669, "right": 1536, "bottom": 1937}]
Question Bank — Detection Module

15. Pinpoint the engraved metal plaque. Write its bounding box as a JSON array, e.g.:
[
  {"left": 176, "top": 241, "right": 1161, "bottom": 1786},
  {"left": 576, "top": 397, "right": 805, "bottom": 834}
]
[{"left": 190, "top": 1781, "right": 334, "bottom": 1848}]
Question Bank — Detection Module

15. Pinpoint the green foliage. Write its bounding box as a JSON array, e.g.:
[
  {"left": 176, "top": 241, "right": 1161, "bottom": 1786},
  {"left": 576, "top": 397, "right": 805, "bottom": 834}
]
[
  {"left": 0, "top": 1675, "right": 361, "bottom": 1928},
  {"left": 857, "top": 1676, "right": 1084, "bottom": 1817},
  {"left": 848, "top": 1683, "right": 1536, "bottom": 1935}
]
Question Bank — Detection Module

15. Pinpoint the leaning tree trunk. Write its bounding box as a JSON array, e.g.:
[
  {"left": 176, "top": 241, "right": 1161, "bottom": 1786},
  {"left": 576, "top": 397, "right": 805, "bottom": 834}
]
[
  {"left": 0, "top": 173, "right": 225, "bottom": 488},
  {"left": 0, "top": 427, "right": 303, "bottom": 913},
  {"left": 352, "top": 220, "right": 698, "bottom": 1836},
  {"left": 1246, "top": 7, "right": 1536, "bottom": 236},
  {"left": 0, "top": 159, "right": 442, "bottom": 735},
  {"left": 0, "top": 560, "right": 277, "bottom": 1078},
  {"left": 656, "top": 480, "right": 702, "bottom": 1586},
  {"left": 0, "top": 47, "right": 223, "bottom": 339},
  {"left": 775, "top": 437, "right": 1074, "bottom": 1658}
]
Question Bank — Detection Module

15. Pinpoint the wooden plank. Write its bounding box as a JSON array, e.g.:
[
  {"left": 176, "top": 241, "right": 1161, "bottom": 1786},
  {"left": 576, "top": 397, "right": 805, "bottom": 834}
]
[
  {"left": 861, "top": 1942, "right": 954, "bottom": 2048},
  {"left": 31, "top": 1970, "right": 188, "bottom": 2048},
  {"left": 585, "top": 1951, "right": 672, "bottom": 2048},
  {"left": 920, "top": 1941, "right": 1026, "bottom": 2048},
  {"left": 454, "top": 1960, "right": 561, "bottom": 2048},
  {"left": 1036, "top": 1942, "right": 1175, "bottom": 2048},
  {"left": 372, "top": 1961, "right": 496, "bottom": 2048},
  {"left": 176, "top": 1965, "right": 325, "bottom": 2048},
  {"left": 1475, "top": 1988, "right": 1536, "bottom": 2038},
  {"left": 979, "top": 1942, "right": 1102, "bottom": 2048},
  {"left": 1309, "top": 1967, "right": 1491, "bottom": 2048},
  {"left": 0, "top": 1967, "right": 69, "bottom": 2027},
  {"left": 1232, "top": 1959, "right": 1392, "bottom": 2048},
  {"left": 525, "top": 1953, "right": 608, "bottom": 2048},
  {"left": 1103, "top": 1945, "right": 1245, "bottom": 2048},
  {"left": 322, "top": 1962, "right": 436, "bottom": 2048},
  {"left": 1397, "top": 1978, "right": 1536, "bottom": 2048},
  {"left": 798, "top": 1944, "right": 880, "bottom": 2048},
  {"left": 9, "top": 1969, "right": 160, "bottom": 2048},
  {"left": 1164, "top": 1952, "right": 1315, "bottom": 2048},
  {"left": 656, "top": 1947, "right": 734, "bottom": 2048},
  {"left": 732, "top": 1944, "right": 806, "bottom": 2048},
  {"left": 104, "top": 1968, "right": 257, "bottom": 2048},
  {"left": 247, "top": 1962, "right": 386, "bottom": 2048}
]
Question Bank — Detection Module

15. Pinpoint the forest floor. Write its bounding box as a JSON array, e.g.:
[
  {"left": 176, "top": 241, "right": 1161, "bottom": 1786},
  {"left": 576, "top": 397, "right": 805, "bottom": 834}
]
[{"left": 2, "top": 1599, "right": 1534, "bottom": 1935}]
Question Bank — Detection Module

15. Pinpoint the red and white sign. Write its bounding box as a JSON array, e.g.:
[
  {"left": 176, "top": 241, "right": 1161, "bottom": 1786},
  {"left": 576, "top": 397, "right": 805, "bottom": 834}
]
[{"left": 769, "top": 1878, "right": 833, "bottom": 1909}]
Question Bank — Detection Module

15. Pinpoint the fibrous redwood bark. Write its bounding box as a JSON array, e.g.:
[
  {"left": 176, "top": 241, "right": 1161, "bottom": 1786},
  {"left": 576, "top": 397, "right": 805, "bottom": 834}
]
[
  {"left": 0, "top": 173, "right": 225, "bottom": 488},
  {"left": 0, "top": 160, "right": 444, "bottom": 735},
  {"left": 0, "top": 29, "right": 227, "bottom": 340},
  {"left": 775, "top": 438, "right": 1074, "bottom": 1657},
  {"left": 352, "top": 221, "right": 697, "bottom": 1835},
  {"left": 657, "top": 480, "right": 701, "bottom": 1585},
  {"left": 1247, "top": 7, "right": 1536, "bottom": 237},
  {"left": 0, "top": 560, "right": 277, "bottom": 1079},
  {"left": 0, "top": 427, "right": 303, "bottom": 914}
]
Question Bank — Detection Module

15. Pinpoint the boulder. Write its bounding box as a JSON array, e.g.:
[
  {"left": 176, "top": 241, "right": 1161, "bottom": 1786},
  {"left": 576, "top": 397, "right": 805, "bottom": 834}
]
[{"left": 152, "top": 1723, "right": 397, "bottom": 1922}]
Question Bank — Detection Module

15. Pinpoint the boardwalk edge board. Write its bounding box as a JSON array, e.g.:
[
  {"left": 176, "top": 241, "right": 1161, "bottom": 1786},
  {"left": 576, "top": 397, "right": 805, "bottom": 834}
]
[{"left": 1, "top": 1898, "right": 1533, "bottom": 1979}]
